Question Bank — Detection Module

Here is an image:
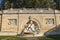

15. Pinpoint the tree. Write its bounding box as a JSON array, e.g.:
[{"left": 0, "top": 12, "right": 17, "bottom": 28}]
[
  {"left": 55, "top": 0, "right": 60, "bottom": 10},
  {"left": 1, "top": 0, "right": 56, "bottom": 9},
  {"left": 2, "top": 0, "right": 11, "bottom": 9}
]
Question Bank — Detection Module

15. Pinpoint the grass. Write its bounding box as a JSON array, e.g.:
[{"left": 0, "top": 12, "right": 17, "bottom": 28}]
[
  {"left": 0, "top": 35, "right": 60, "bottom": 40},
  {"left": 0, "top": 36, "right": 27, "bottom": 40}
]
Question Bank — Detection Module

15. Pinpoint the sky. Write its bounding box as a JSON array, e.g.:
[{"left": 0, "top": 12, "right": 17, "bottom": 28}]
[{"left": 0, "top": 0, "right": 2, "bottom": 3}]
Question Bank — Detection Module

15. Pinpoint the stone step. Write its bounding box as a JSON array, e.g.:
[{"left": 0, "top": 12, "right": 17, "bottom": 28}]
[{"left": 0, "top": 32, "right": 17, "bottom": 36}]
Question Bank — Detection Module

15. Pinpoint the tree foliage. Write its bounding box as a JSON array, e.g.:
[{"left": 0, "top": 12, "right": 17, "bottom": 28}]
[
  {"left": 1, "top": 0, "right": 56, "bottom": 10},
  {"left": 55, "top": 0, "right": 60, "bottom": 10}
]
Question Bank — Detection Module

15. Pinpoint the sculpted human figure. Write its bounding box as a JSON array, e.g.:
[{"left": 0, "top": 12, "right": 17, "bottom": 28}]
[
  {"left": 24, "top": 16, "right": 40, "bottom": 34},
  {"left": 24, "top": 20, "right": 35, "bottom": 32}
]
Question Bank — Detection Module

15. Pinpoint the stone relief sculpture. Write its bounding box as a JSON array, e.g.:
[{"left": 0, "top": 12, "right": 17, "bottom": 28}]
[{"left": 24, "top": 16, "right": 40, "bottom": 34}]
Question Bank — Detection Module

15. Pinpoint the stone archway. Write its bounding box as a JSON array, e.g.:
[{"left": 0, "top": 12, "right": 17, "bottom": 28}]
[{"left": 23, "top": 16, "right": 41, "bottom": 35}]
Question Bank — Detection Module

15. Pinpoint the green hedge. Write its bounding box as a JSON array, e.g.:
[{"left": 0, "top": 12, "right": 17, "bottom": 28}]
[{"left": 38, "top": 35, "right": 60, "bottom": 40}]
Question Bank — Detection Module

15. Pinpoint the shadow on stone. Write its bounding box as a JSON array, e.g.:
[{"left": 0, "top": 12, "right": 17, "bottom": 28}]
[{"left": 44, "top": 24, "right": 60, "bottom": 35}]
